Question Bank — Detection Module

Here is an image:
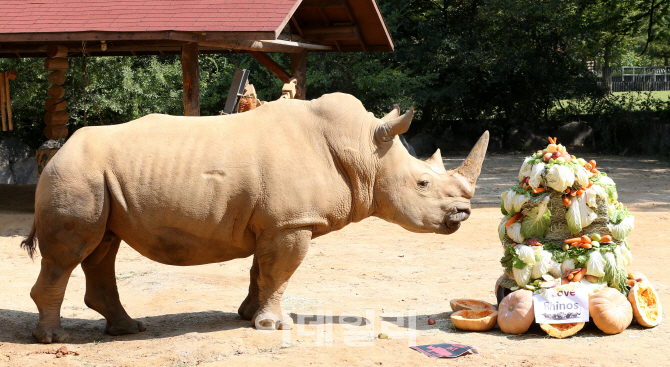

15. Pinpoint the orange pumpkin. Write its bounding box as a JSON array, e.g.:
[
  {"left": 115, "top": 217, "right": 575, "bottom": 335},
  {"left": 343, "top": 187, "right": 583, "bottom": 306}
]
[
  {"left": 450, "top": 299, "right": 497, "bottom": 312},
  {"left": 589, "top": 287, "right": 633, "bottom": 334},
  {"left": 497, "top": 290, "right": 534, "bottom": 334},
  {"left": 450, "top": 309, "right": 498, "bottom": 331},
  {"left": 540, "top": 322, "right": 584, "bottom": 338},
  {"left": 629, "top": 280, "right": 662, "bottom": 327}
]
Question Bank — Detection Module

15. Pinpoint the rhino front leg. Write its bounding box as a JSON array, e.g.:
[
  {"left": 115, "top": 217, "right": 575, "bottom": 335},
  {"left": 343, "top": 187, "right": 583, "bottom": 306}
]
[
  {"left": 81, "top": 232, "right": 146, "bottom": 336},
  {"left": 252, "top": 227, "right": 311, "bottom": 330},
  {"left": 238, "top": 255, "right": 260, "bottom": 320}
]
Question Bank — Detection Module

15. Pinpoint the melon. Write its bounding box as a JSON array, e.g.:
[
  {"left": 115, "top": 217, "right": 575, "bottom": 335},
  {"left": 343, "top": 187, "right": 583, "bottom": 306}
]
[
  {"left": 628, "top": 280, "right": 662, "bottom": 327},
  {"left": 450, "top": 299, "right": 496, "bottom": 312},
  {"left": 450, "top": 309, "right": 498, "bottom": 331},
  {"left": 540, "top": 322, "right": 585, "bottom": 338}
]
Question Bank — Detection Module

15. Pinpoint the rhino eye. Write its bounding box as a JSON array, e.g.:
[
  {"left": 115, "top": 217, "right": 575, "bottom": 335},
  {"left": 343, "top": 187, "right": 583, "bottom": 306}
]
[{"left": 419, "top": 180, "right": 429, "bottom": 188}]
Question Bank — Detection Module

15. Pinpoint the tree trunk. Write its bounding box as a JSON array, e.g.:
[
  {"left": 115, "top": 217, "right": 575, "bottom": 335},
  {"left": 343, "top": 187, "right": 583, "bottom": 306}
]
[{"left": 602, "top": 45, "right": 612, "bottom": 93}]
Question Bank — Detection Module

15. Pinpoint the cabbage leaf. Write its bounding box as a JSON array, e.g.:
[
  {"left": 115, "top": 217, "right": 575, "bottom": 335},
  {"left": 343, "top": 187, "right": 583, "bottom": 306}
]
[
  {"left": 515, "top": 244, "right": 536, "bottom": 265},
  {"left": 506, "top": 222, "right": 525, "bottom": 243},
  {"left": 586, "top": 251, "right": 606, "bottom": 277},
  {"left": 498, "top": 216, "right": 508, "bottom": 242},
  {"left": 608, "top": 215, "right": 634, "bottom": 240},
  {"left": 513, "top": 266, "right": 532, "bottom": 286},
  {"left": 518, "top": 157, "right": 533, "bottom": 181},
  {"left": 528, "top": 163, "right": 545, "bottom": 189},
  {"left": 546, "top": 164, "right": 575, "bottom": 192},
  {"left": 577, "top": 195, "right": 597, "bottom": 228},
  {"left": 520, "top": 195, "right": 551, "bottom": 240},
  {"left": 565, "top": 197, "right": 582, "bottom": 234}
]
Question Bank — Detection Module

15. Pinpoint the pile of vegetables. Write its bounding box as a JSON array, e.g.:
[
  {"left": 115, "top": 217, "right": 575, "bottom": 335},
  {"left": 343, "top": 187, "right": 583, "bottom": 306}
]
[{"left": 493, "top": 137, "right": 661, "bottom": 337}]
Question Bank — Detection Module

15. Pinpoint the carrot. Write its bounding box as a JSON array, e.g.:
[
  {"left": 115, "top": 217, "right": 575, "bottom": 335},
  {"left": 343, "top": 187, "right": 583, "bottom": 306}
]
[
  {"left": 587, "top": 181, "right": 593, "bottom": 188},
  {"left": 505, "top": 212, "right": 523, "bottom": 226},
  {"left": 563, "top": 196, "right": 571, "bottom": 207},
  {"left": 570, "top": 191, "right": 577, "bottom": 197},
  {"left": 589, "top": 160, "right": 597, "bottom": 169},
  {"left": 518, "top": 182, "right": 524, "bottom": 188},
  {"left": 548, "top": 137, "right": 555, "bottom": 144},
  {"left": 600, "top": 235, "right": 613, "bottom": 243},
  {"left": 524, "top": 184, "right": 531, "bottom": 191},
  {"left": 564, "top": 238, "right": 583, "bottom": 244},
  {"left": 565, "top": 188, "right": 571, "bottom": 194},
  {"left": 532, "top": 187, "right": 546, "bottom": 194},
  {"left": 573, "top": 268, "right": 587, "bottom": 282},
  {"left": 568, "top": 273, "right": 574, "bottom": 280},
  {"left": 581, "top": 235, "right": 591, "bottom": 244},
  {"left": 584, "top": 163, "right": 593, "bottom": 171},
  {"left": 580, "top": 243, "right": 592, "bottom": 249},
  {"left": 576, "top": 189, "right": 585, "bottom": 196}
]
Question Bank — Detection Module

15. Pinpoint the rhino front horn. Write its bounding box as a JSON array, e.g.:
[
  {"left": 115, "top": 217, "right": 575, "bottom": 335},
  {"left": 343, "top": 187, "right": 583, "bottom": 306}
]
[
  {"left": 375, "top": 107, "right": 414, "bottom": 145},
  {"left": 455, "top": 131, "right": 489, "bottom": 185}
]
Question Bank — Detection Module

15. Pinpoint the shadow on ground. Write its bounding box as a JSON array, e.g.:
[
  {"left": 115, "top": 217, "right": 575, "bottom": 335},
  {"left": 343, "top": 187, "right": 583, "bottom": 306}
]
[{"left": 0, "top": 309, "right": 252, "bottom": 345}]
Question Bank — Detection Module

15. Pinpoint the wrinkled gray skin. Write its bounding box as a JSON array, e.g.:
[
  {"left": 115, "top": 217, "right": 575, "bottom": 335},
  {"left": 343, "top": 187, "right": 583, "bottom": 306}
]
[{"left": 22, "top": 93, "right": 489, "bottom": 343}]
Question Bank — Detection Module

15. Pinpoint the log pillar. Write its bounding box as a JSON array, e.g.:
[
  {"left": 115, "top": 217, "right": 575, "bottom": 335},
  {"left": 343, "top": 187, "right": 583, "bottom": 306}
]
[
  {"left": 290, "top": 50, "right": 308, "bottom": 100},
  {"left": 44, "top": 45, "right": 69, "bottom": 140},
  {"left": 181, "top": 42, "right": 200, "bottom": 116}
]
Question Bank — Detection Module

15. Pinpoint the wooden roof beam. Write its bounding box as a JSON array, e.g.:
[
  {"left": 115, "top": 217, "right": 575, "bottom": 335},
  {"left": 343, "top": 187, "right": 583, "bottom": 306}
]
[
  {"left": 301, "top": 26, "right": 359, "bottom": 41},
  {"left": 248, "top": 51, "right": 292, "bottom": 83},
  {"left": 300, "top": 0, "right": 348, "bottom": 8}
]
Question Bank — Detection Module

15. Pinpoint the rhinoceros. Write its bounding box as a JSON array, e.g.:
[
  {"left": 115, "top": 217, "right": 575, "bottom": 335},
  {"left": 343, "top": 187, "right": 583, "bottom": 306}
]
[{"left": 22, "top": 92, "right": 488, "bottom": 343}]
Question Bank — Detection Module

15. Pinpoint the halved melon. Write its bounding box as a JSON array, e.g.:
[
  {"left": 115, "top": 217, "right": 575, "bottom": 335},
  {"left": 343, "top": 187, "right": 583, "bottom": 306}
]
[
  {"left": 540, "top": 322, "right": 585, "bottom": 338},
  {"left": 628, "top": 280, "right": 662, "bottom": 327},
  {"left": 450, "top": 299, "right": 497, "bottom": 312},
  {"left": 451, "top": 309, "right": 498, "bottom": 331}
]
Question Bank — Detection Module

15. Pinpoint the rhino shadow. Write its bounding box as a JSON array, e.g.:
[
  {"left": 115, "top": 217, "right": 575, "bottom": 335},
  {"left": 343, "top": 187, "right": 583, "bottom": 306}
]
[{"left": 0, "top": 308, "right": 249, "bottom": 345}]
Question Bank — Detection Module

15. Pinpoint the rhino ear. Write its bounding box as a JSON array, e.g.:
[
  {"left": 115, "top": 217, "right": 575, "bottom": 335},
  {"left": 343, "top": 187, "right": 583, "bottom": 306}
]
[
  {"left": 426, "top": 149, "right": 446, "bottom": 174},
  {"left": 454, "top": 131, "right": 489, "bottom": 185},
  {"left": 374, "top": 107, "right": 414, "bottom": 145},
  {"left": 381, "top": 104, "right": 400, "bottom": 121}
]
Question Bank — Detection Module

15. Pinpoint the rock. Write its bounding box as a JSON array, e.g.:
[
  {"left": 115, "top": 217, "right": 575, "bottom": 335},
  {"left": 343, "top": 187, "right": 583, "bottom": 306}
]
[
  {"left": 555, "top": 121, "right": 593, "bottom": 152},
  {"left": 0, "top": 137, "right": 34, "bottom": 184},
  {"left": 408, "top": 132, "right": 437, "bottom": 157},
  {"left": 0, "top": 155, "right": 13, "bottom": 184},
  {"left": 12, "top": 157, "right": 38, "bottom": 184},
  {"left": 399, "top": 135, "right": 417, "bottom": 157},
  {"left": 505, "top": 128, "right": 547, "bottom": 151}
]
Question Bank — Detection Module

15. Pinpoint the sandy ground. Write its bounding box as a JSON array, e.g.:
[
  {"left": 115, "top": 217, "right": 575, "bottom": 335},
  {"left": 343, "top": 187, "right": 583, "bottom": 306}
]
[{"left": 1, "top": 153, "right": 669, "bottom": 367}]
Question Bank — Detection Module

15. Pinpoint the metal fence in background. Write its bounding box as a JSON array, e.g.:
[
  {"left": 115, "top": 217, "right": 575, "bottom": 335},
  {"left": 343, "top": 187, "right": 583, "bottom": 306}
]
[{"left": 595, "top": 66, "right": 670, "bottom": 92}]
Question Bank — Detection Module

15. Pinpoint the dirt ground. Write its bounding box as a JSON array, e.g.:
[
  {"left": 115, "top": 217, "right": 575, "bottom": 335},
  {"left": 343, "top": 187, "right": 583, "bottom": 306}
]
[{"left": 1, "top": 153, "right": 669, "bottom": 367}]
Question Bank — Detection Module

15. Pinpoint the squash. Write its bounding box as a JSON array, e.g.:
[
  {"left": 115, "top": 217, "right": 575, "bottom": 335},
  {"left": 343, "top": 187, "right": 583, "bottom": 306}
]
[
  {"left": 628, "top": 280, "right": 662, "bottom": 327},
  {"left": 627, "top": 271, "right": 648, "bottom": 283},
  {"left": 497, "top": 290, "right": 534, "bottom": 334},
  {"left": 450, "top": 309, "right": 498, "bottom": 331},
  {"left": 589, "top": 287, "right": 632, "bottom": 334},
  {"left": 450, "top": 299, "right": 497, "bottom": 312},
  {"left": 540, "top": 322, "right": 585, "bottom": 338}
]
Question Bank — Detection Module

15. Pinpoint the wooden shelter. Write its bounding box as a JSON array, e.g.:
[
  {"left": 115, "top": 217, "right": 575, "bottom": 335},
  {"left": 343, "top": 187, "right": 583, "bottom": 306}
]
[{"left": 0, "top": 0, "right": 393, "bottom": 118}]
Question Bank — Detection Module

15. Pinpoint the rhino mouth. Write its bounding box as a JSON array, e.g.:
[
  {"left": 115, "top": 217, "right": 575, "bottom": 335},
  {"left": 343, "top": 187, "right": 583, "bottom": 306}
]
[{"left": 442, "top": 208, "right": 471, "bottom": 234}]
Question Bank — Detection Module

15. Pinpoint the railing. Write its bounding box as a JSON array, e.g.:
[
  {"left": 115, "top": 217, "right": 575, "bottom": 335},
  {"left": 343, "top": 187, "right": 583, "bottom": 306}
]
[{"left": 595, "top": 66, "right": 670, "bottom": 92}]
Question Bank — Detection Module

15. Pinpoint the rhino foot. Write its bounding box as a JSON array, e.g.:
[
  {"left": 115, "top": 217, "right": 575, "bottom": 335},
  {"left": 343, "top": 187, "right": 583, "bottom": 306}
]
[
  {"left": 105, "top": 318, "right": 146, "bottom": 336},
  {"left": 33, "top": 325, "right": 70, "bottom": 344},
  {"left": 238, "top": 298, "right": 260, "bottom": 321},
  {"left": 253, "top": 311, "right": 293, "bottom": 331}
]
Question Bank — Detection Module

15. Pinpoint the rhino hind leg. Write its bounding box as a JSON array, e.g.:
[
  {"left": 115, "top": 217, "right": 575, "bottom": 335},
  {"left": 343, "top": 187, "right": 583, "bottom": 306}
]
[
  {"left": 251, "top": 227, "right": 311, "bottom": 331},
  {"left": 30, "top": 258, "right": 79, "bottom": 343},
  {"left": 81, "top": 231, "right": 146, "bottom": 336},
  {"left": 238, "top": 255, "right": 260, "bottom": 320}
]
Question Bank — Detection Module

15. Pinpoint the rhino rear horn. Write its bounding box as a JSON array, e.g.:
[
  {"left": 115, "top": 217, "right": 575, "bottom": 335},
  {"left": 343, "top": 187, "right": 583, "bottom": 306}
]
[
  {"left": 381, "top": 104, "right": 400, "bottom": 121},
  {"left": 454, "top": 131, "right": 489, "bottom": 185},
  {"left": 375, "top": 107, "right": 414, "bottom": 145}
]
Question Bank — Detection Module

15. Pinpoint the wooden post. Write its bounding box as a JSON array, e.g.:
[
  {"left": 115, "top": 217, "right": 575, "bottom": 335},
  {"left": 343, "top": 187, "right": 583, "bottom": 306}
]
[
  {"left": 290, "top": 50, "right": 308, "bottom": 100},
  {"left": 44, "top": 45, "right": 68, "bottom": 139},
  {"left": 181, "top": 42, "right": 200, "bottom": 116}
]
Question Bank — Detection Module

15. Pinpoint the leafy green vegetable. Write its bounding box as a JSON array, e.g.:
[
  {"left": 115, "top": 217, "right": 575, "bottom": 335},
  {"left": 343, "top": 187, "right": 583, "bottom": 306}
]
[
  {"left": 609, "top": 203, "right": 631, "bottom": 224},
  {"left": 520, "top": 196, "right": 551, "bottom": 240},
  {"left": 542, "top": 242, "right": 618, "bottom": 267},
  {"left": 591, "top": 172, "right": 618, "bottom": 203},
  {"left": 565, "top": 197, "right": 582, "bottom": 234},
  {"left": 513, "top": 257, "right": 527, "bottom": 269},
  {"left": 501, "top": 201, "right": 508, "bottom": 216}
]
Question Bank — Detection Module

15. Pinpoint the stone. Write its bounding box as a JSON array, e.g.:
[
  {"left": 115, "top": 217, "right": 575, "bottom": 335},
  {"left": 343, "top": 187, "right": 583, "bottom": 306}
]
[
  {"left": 408, "top": 132, "right": 437, "bottom": 157},
  {"left": 399, "top": 135, "right": 417, "bottom": 157},
  {"left": 12, "top": 157, "right": 38, "bottom": 184},
  {"left": 0, "top": 137, "right": 34, "bottom": 185}
]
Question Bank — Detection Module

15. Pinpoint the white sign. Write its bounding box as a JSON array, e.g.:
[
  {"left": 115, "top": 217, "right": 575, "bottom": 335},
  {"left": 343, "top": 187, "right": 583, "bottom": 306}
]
[{"left": 533, "top": 288, "right": 589, "bottom": 324}]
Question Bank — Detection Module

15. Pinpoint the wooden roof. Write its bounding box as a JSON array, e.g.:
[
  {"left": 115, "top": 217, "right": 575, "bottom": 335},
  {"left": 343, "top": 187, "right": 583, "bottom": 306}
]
[{"left": 0, "top": 0, "right": 393, "bottom": 57}]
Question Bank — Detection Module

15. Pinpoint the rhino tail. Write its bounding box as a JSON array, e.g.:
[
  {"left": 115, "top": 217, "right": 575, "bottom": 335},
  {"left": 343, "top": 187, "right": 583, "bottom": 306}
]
[{"left": 21, "top": 221, "right": 38, "bottom": 260}]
